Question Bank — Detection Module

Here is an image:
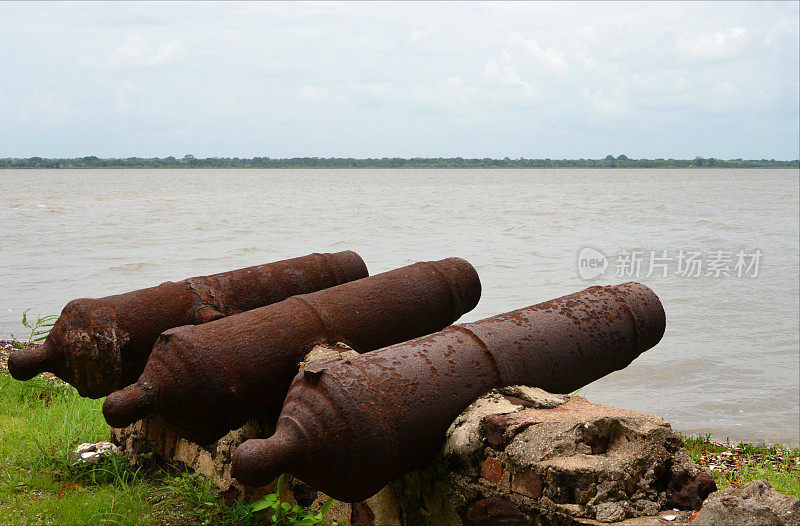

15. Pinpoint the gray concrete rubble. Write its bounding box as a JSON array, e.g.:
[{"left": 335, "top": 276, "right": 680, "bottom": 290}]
[
  {"left": 690, "top": 480, "right": 800, "bottom": 526},
  {"left": 70, "top": 441, "right": 120, "bottom": 465}
]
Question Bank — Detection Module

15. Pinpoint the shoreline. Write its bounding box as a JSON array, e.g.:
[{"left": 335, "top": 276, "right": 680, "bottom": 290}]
[
  {"left": 3, "top": 167, "right": 799, "bottom": 171},
  {"left": 2, "top": 158, "right": 798, "bottom": 170}
]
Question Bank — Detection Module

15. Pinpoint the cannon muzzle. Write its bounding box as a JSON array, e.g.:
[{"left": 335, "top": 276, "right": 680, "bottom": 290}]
[{"left": 7, "top": 342, "right": 58, "bottom": 381}]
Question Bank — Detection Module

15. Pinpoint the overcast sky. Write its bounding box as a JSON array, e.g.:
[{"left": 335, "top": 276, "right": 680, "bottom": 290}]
[{"left": 1, "top": 1, "right": 798, "bottom": 159}]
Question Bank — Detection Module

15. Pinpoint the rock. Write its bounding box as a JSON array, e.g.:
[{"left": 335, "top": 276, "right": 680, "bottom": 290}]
[
  {"left": 70, "top": 441, "right": 119, "bottom": 465},
  {"left": 666, "top": 470, "right": 716, "bottom": 510},
  {"left": 443, "top": 392, "right": 526, "bottom": 473},
  {"left": 510, "top": 469, "right": 543, "bottom": 499},
  {"left": 298, "top": 342, "right": 358, "bottom": 368},
  {"left": 479, "top": 456, "right": 505, "bottom": 485},
  {"left": 595, "top": 502, "right": 626, "bottom": 523},
  {"left": 691, "top": 480, "right": 800, "bottom": 526},
  {"left": 497, "top": 386, "right": 570, "bottom": 409},
  {"left": 434, "top": 393, "right": 716, "bottom": 524},
  {"left": 462, "top": 497, "right": 531, "bottom": 526},
  {"left": 351, "top": 501, "right": 377, "bottom": 526},
  {"left": 111, "top": 415, "right": 265, "bottom": 494}
]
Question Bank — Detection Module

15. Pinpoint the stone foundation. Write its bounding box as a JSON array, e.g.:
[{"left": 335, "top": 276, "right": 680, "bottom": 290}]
[{"left": 109, "top": 344, "right": 719, "bottom": 525}]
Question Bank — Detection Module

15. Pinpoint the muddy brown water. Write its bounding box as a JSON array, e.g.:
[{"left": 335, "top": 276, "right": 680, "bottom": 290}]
[{"left": 1, "top": 168, "right": 797, "bottom": 444}]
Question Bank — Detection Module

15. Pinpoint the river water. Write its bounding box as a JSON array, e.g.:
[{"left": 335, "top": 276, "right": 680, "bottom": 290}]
[{"left": 0, "top": 168, "right": 797, "bottom": 444}]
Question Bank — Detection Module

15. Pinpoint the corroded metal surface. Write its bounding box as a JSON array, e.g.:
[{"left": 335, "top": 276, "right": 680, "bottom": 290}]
[
  {"left": 231, "top": 282, "right": 666, "bottom": 502},
  {"left": 8, "top": 251, "right": 368, "bottom": 398},
  {"left": 102, "top": 257, "right": 481, "bottom": 444}
]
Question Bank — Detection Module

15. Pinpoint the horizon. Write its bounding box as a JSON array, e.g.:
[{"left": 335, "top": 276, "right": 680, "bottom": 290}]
[
  {"left": 1, "top": 1, "right": 798, "bottom": 160},
  {"left": 3, "top": 154, "right": 800, "bottom": 162}
]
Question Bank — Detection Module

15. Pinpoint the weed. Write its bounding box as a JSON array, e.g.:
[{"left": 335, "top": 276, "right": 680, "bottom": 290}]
[
  {"left": 164, "top": 471, "right": 219, "bottom": 509},
  {"left": 683, "top": 433, "right": 800, "bottom": 499},
  {"left": 250, "top": 474, "right": 337, "bottom": 526},
  {"left": 11, "top": 309, "right": 57, "bottom": 349}
]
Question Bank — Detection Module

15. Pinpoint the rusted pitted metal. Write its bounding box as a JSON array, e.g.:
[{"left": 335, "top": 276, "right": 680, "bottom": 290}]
[
  {"left": 8, "top": 251, "right": 368, "bottom": 398},
  {"left": 232, "top": 282, "right": 666, "bottom": 502},
  {"left": 102, "top": 257, "right": 481, "bottom": 444}
]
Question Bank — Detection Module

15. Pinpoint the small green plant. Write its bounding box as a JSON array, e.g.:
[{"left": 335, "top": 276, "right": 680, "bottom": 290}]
[
  {"left": 11, "top": 309, "right": 57, "bottom": 349},
  {"left": 250, "top": 474, "right": 336, "bottom": 525},
  {"left": 165, "top": 471, "right": 219, "bottom": 509}
]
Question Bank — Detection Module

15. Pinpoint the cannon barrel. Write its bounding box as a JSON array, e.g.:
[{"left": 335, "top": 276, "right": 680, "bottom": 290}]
[
  {"left": 8, "top": 251, "right": 368, "bottom": 398},
  {"left": 102, "top": 257, "right": 481, "bottom": 444},
  {"left": 232, "top": 282, "right": 666, "bottom": 501}
]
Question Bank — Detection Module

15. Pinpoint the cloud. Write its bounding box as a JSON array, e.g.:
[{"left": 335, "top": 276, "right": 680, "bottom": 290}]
[
  {"left": 436, "top": 76, "right": 476, "bottom": 103},
  {"left": 410, "top": 76, "right": 478, "bottom": 110},
  {"left": 299, "top": 85, "right": 331, "bottom": 100},
  {"left": 482, "top": 51, "right": 538, "bottom": 96},
  {"left": 481, "top": 33, "right": 571, "bottom": 98},
  {"left": 348, "top": 82, "right": 393, "bottom": 108},
  {"left": 350, "top": 82, "right": 391, "bottom": 97},
  {"left": 16, "top": 91, "right": 81, "bottom": 128},
  {"left": 508, "top": 33, "right": 568, "bottom": 72},
  {"left": 410, "top": 27, "right": 435, "bottom": 44},
  {"left": 674, "top": 26, "right": 748, "bottom": 61},
  {"left": 579, "top": 87, "right": 633, "bottom": 123},
  {"left": 103, "top": 34, "right": 181, "bottom": 69}
]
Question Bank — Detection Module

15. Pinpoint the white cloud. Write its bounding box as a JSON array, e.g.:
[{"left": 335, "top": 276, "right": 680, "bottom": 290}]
[
  {"left": 350, "top": 82, "right": 391, "bottom": 98},
  {"left": 577, "top": 25, "right": 599, "bottom": 44},
  {"left": 579, "top": 87, "right": 633, "bottom": 123},
  {"left": 16, "top": 91, "right": 81, "bottom": 127},
  {"left": 403, "top": 76, "right": 479, "bottom": 114},
  {"left": 437, "top": 76, "right": 476, "bottom": 103},
  {"left": 410, "top": 27, "right": 434, "bottom": 44},
  {"left": 482, "top": 51, "right": 538, "bottom": 96},
  {"left": 508, "top": 33, "right": 568, "bottom": 72},
  {"left": 105, "top": 34, "right": 182, "bottom": 69},
  {"left": 674, "top": 26, "right": 748, "bottom": 61},
  {"left": 299, "top": 85, "right": 331, "bottom": 100},
  {"left": 481, "top": 32, "right": 571, "bottom": 99}
]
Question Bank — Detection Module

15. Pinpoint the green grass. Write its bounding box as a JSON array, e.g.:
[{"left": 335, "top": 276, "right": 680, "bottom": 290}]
[
  {"left": 0, "top": 373, "right": 108, "bottom": 477},
  {"left": 0, "top": 373, "right": 163, "bottom": 525},
  {"left": 3, "top": 372, "right": 797, "bottom": 524},
  {"left": 683, "top": 433, "right": 800, "bottom": 498},
  {"left": 0, "top": 372, "right": 343, "bottom": 525}
]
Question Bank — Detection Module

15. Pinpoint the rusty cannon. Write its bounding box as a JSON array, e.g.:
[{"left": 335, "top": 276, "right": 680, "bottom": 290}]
[
  {"left": 8, "top": 251, "right": 368, "bottom": 398},
  {"left": 231, "top": 282, "right": 666, "bottom": 502},
  {"left": 102, "top": 257, "right": 481, "bottom": 444}
]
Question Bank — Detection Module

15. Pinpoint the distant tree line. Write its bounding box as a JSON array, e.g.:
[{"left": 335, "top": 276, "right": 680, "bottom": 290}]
[{"left": 0, "top": 155, "right": 797, "bottom": 169}]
